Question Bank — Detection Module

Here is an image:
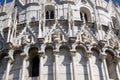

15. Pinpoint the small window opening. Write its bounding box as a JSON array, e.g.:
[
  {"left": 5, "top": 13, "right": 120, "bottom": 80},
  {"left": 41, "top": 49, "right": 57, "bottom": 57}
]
[
  {"left": 17, "top": 13, "right": 19, "bottom": 22},
  {"left": 46, "top": 10, "right": 55, "bottom": 19},
  {"left": 106, "top": 52, "right": 117, "bottom": 80},
  {"left": 80, "top": 12, "right": 88, "bottom": 22},
  {"left": 32, "top": 56, "right": 39, "bottom": 77},
  {"left": 46, "top": 11, "right": 49, "bottom": 19},
  {"left": 84, "top": 13, "right": 88, "bottom": 22},
  {"left": 80, "top": 12, "right": 83, "bottom": 21},
  {"left": 50, "top": 11, "right": 54, "bottom": 19}
]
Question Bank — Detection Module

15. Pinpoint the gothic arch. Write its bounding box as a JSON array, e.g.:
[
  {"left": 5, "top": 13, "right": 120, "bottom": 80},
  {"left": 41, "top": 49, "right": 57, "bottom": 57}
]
[
  {"left": 43, "top": 46, "right": 54, "bottom": 80},
  {"left": 105, "top": 50, "right": 115, "bottom": 57},
  {"left": 28, "top": 47, "right": 38, "bottom": 55},
  {"left": 59, "top": 45, "right": 72, "bottom": 80},
  {"left": 28, "top": 46, "right": 39, "bottom": 61},
  {"left": 58, "top": 43, "right": 70, "bottom": 51},
  {"left": 28, "top": 47, "right": 39, "bottom": 77},
  {"left": 104, "top": 47, "right": 117, "bottom": 56},
  {"left": 9, "top": 50, "right": 23, "bottom": 80},
  {"left": 80, "top": 7, "right": 92, "bottom": 23},
  {"left": 73, "top": 43, "right": 87, "bottom": 53},
  {"left": 45, "top": 5, "right": 55, "bottom": 19},
  {"left": 75, "top": 45, "right": 89, "bottom": 80},
  {"left": 13, "top": 50, "right": 22, "bottom": 57},
  {"left": 75, "top": 46, "right": 86, "bottom": 52},
  {"left": 91, "top": 47, "right": 105, "bottom": 79},
  {"left": 90, "top": 45, "right": 101, "bottom": 54},
  {"left": 105, "top": 50, "right": 118, "bottom": 80},
  {"left": 45, "top": 44, "right": 54, "bottom": 50},
  {"left": 59, "top": 45, "right": 70, "bottom": 54}
]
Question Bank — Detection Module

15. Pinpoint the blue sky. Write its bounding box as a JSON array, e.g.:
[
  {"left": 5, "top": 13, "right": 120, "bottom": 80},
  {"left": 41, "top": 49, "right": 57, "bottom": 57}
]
[
  {"left": 0, "top": 0, "right": 13, "bottom": 5},
  {"left": 113, "top": 0, "right": 120, "bottom": 5},
  {"left": 107, "top": 0, "right": 120, "bottom": 5},
  {"left": 0, "top": 0, "right": 120, "bottom": 5}
]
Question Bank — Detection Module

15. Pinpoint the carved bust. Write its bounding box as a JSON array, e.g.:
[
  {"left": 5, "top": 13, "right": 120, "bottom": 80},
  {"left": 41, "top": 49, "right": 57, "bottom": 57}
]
[
  {"left": 81, "top": 30, "right": 91, "bottom": 44},
  {"left": 21, "top": 32, "right": 31, "bottom": 45},
  {"left": 52, "top": 29, "right": 61, "bottom": 43},
  {"left": 109, "top": 37, "right": 119, "bottom": 49}
]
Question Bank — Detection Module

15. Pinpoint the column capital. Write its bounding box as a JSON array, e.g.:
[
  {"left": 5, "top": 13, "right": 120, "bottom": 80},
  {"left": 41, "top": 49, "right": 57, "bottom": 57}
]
[
  {"left": 114, "top": 55, "right": 120, "bottom": 63},
  {"left": 20, "top": 52, "right": 29, "bottom": 61},
  {"left": 85, "top": 51, "right": 93, "bottom": 58},
  {"left": 6, "top": 42, "right": 14, "bottom": 50},
  {"left": 53, "top": 49, "right": 59, "bottom": 56},
  {"left": 99, "top": 53, "right": 107, "bottom": 60},
  {"left": 38, "top": 50, "right": 45, "bottom": 58},
  {"left": 70, "top": 49, "right": 76, "bottom": 56},
  {"left": 20, "top": 52, "right": 27, "bottom": 57},
  {"left": 4, "top": 56, "right": 14, "bottom": 64}
]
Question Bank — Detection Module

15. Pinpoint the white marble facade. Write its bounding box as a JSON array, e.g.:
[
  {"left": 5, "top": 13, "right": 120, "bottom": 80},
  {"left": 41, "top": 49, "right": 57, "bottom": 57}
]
[{"left": 0, "top": 0, "right": 120, "bottom": 80}]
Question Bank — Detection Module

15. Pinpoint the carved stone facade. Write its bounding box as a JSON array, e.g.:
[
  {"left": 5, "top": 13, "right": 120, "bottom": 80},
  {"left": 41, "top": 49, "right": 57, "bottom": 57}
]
[{"left": 0, "top": 0, "right": 120, "bottom": 80}]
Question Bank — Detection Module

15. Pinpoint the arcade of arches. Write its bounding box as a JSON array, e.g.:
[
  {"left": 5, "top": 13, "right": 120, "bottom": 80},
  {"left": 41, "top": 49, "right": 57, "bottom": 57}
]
[{"left": 0, "top": 45, "right": 120, "bottom": 80}]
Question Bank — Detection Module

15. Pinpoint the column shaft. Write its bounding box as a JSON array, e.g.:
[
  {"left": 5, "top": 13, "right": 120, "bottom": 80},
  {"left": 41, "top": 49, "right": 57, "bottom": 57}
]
[
  {"left": 54, "top": 54, "right": 59, "bottom": 80},
  {"left": 38, "top": 21, "right": 42, "bottom": 38},
  {"left": 68, "top": 4, "right": 72, "bottom": 37},
  {"left": 102, "top": 59, "right": 109, "bottom": 80},
  {"left": 118, "top": 62, "right": 120, "bottom": 72},
  {"left": 68, "top": 22, "right": 72, "bottom": 37},
  {"left": 39, "top": 56, "right": 43, "bottom": 80},
  {"left": 20, "top": 57, "right": 27, "bottom": 80},
  {"left": 88, "top": 56, "right": 94, "bottom": 80},
  {"left": 71, "top": 56, "right": 76, "bottom": 80},
  {"left": 116, "top": 63, "right": 120, "bottom": 79},
  {"left": 82, "top": 13, "right": 86, "bottom": 24},
  {"left": 7, "top": 27, "right": 11, "bottom": 42},
  {"left": 4, "top": 59, "right": 11, "bottom": 80}
]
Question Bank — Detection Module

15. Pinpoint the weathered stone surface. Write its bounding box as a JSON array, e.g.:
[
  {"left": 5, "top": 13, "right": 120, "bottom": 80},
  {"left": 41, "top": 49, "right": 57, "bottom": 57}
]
[{"left": 0, "top": 0, "right": 120, "bottom": 80}]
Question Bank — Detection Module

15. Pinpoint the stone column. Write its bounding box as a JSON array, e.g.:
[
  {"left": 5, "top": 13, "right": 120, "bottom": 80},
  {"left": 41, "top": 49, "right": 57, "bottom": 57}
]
[
  {"left": 53, "top": 50, "right": 59, "bottom": 80},
  {"left": 115, "top": 56, "right": 120, "bottom": 80},
  {"left": 42, "top": 3, "right": 45, "bottom": 37},
  {"left": 68, "top": 4, "right": 72, "bottom": 37},
  {"left": 20, "top": 45, "right": 30, "bottom": 80},
  {"left": 116, "top": 64, "right": 120, "bottom": 80},
  {"left": 100, "top": 53, "right": 109, "bottom": 80},
  {"left": 4, "top": 57, "right": 13, "bottom": 80},
  {"left": 70, "top": 50, "right": 76, "bottom": 80},
  {"left": 118, "top": 60, "right": 120, "bottom": 72},
  {"left": 7, "top": 27, "right": 11, "bottom": 42},
  {"left": 86, "top": 51, "right": 94, "bottom": 80},
  {"left": 4, "top": 49, "right": 14, "bottom": 80},
  {"left": 7, "top": 16, "right": 12, "bottom": 42},
  {"left": 38, "top": 20, "right": 42, "bottom": 38},
  {"left": 39, "top": 51, "right": 44, "bottom": 80},
  {"left": 68, "top": 21, "right": 72, "bottom": 37},
  {"left": 55, "top": 4, "right": 58, "bottom": 23},
  {"left": 82, "top": 13, "right": 86, "bottom": 24},
  {"left": 20, "top": 54, "right": 28, "bottom": 80}
]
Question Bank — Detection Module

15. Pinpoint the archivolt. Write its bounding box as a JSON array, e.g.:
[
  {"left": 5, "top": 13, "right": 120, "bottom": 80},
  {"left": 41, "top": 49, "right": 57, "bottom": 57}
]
[{"left": 104, "top": 47, "right": 117, "bottom": 56}]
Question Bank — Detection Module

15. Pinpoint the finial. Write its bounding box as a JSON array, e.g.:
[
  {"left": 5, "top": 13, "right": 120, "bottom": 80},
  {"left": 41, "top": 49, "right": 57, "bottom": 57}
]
[{"left": 4, "top": 0, "right": 7, "bottom": 6}]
